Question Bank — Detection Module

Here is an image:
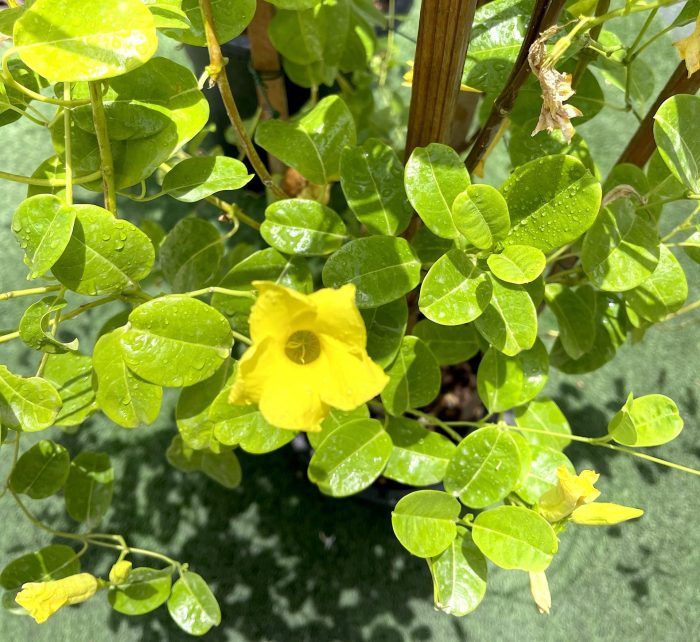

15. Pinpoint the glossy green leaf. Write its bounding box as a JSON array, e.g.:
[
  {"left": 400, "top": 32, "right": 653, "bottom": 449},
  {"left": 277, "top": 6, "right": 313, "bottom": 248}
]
[
  {"left": 381, "top": 336, "right": 441, "bottom": 416},
  {"left": 0, "top": 364, "right": 61, "bottom": 432},
  {"left": 487, "top": 245, "right": 545, "bottom": 284},
  {"left": 162, "top": 156, "right": 252, "bottom": 202},
  {"left": 93, "top": 327, "right": 162, "bottom": 429},
  {"left": 391, "top": 490, "right": 460, "bottom": 558},
  {"left": 419, "top": 249, "right": 492, "bottom": 325},
  {"left": 167, "top": 571, "right": 221, "bottom": 636},
  {"left": 452, "top": 184, "right": 510, "bottom": 249},
  {"left": 384, "top": 418, "right": 456, "bottom": 486},
  {"left": 64, "top": 451, "right": 113, "bottom": 528},
  {"left": 165, "top": 0, "right": 255, "bottom": 46},
  {"left": 166, "top": 435, "right": 241, "bottom": 489},
  {"left": 360, "top": 298, "right": 407, "bottom": 368},
  {"left": 51, "top": 204, "right": 155, "bottom": 295},
  {"left": 608, "top": 394, "right": 683, "bottom": 447},
  {"left": 269, "top": 8, "right": 324, "bottom": 64},
  {"left": 160, "top": 217, "right": 223, "bottom": 292},
  {"left": 340, "top": 138, "right": 412, "bottom": 235},
  {"left": 474, "top": 275, "right": 537, "bottom": 356},
  {"left": 544, "top": 284, "right": 596, "bottom": 359},
  {"left": 513, "top": 397, "right": 572, "bottom": 450},
  {"left": 515, "top": 445, "right": 574, "bottom": 504},
  {"left": 267, "top": 0, "right": 321, "bottom": 8},
  {"left": 322, "top": 236, "right": 420, "bottom": 308},
  {"left": 25, "top": 156, "right": 67, "bottom": 199},
  {"left": 121, "top": 296, "right": 233, "bottom": 387},
  {"left": 9, "top": 440, "right": 70, "bottom": 499},
  {"left": 653, "top": 94, "right": 700, "bottom": 194},
  {"left": 410, "top": 225, "right": 453, "bottom": 266},
  {"left": 444, "top": 427, "right": 523, "bottom": 508},
  {"left": 261, "top": 199, "right": 347, "bottom": 256},
  {"left": 476, "top": 340, "right": 548, "bottom": 413},
  {"left": 428, "top": 529, "right": 487, "bottom": 616},
  {"left": 143, "top": 0, "right": 190, "bottom": 30},
  {"left": 307, "top": 405, "right": 369, "bottom": 450},
  {"left": 671, "top": 0, "right": 700, "bottom": 27},
  {"left": 412, "top": 320, "right": 479, "bottom": 366},
  {"left": 582, "top": 200, "right": 660, "bottom": 292},
  {"left": 0, "top": 6, "right": 23, "bottom": 36},
  {"left": 682, "top": 226, "right": 700, "bottom": 264},
  {"left": 43, "top": 352, "right": 97, "bottom": 426},
  {"left": 404, "top": 143, "right": 470, "bottom": 239},
  {"left": 308, "top": 418, "right": 392, "bottom": 497},
  {"left": 14, "top": 0, "right": 157, "bottom": 82},
  {"left": 256, "top": 95, "right": 356, "bottom": 184},
  {"left": 624, "top": 245, "right": 688, "bottom": 322},
  {"left": 108, "top": 567, "right": 173, "bottom": 616},
  {"left": 501, "top": 155, "right": 601, "bottom": 253},
  {"left": 0, "top": 545, "right": 80, "bottom": 591},
  {"left": 472, "top": 505, "right": 557, "bottom": 571},
  {"left": 11, "top": 195, "right": 76, "bottom": 280},
  {"left": 214, "top": 406, "right": 297, "bottom": 454},
  {"left": 19, "top": 296, "right": 78, "bottom": 354}
]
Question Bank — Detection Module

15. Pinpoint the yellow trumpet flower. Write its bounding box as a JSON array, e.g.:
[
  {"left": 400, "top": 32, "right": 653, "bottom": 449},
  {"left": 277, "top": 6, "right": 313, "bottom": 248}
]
[
  {"left": 538, "top": 466, "right": 601, "bottom": 522},
  {"left": 15, "top": 573, "right": 100, "bottom": 624}
]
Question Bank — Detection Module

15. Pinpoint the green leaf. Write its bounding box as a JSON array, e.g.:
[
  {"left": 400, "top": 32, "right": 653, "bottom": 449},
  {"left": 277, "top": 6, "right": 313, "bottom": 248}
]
[
  {"left": 162, "top": 156, "right": 252, "bottom": 202},
  {"left": 166, "top": 436, "right": 242, "bottom": 489},
  {"left": 167, "top": 571, "right": 221, "bottom": 636},
  {"left": 0, "top": 6, "right": 23, "bottom": 36},
  {"left": 501, "top": 155, "right": 602, "bottom": 253},
  {"left": 267, "top": 0, "right": 321, "bottom": 8},
  {"left": 472, "top": 505, "right": 557, "bottom": 571},
  {"left": 653, "top": 94, "right": 700, "bottom": 194},
  {"left": 12, "top": 195, "right": 76, "bottom": 280},
  {"left": 261, "top": 199, "right": 347, "bottom": 256},
  {"left": 212, "top": 248, "right": 312, "bottom": 334},
  {"left": 9, "top": 440, "right": 70, "bottom": 499},
  {"left": 360, "top": 298, "right": 407, "bottom": 369},
  {"left": 255, "top": 95, "right": 356, "bottom": 185},
  {"left": 682, "top": 226, "right": 700, "bottom": 264},
  {"left": 428, "top": 529, "right": 487, "bottom": 616},
  {"left": 0, "top": 545, "right": 80, "bottom": 591},
  {"left": 410, "top": 225, "right": 453, "bottom": 266},
  {"left": 624, "top": 245, "right": 688, "bottom": 322},
  {"left": 142, "top": 0, "right": 190, "bottom": 30},
  {"left": 19, "top": 296, "right": 79, "bottom": 354},
  {"left": 515, "top": 445, "right": 574, "bottom": 504},
  {"left": 164, "top": 0, "right": 255, "bottom": 47},
  {"left": 476, "top": 340, "right": 548, "bottom": 413},
  {"left": 108, "top": 567, "right": 173, "bottom": 616},
  {"left": 269, "top": 8, "right": 324, "bottom": 64},
  {"left": 307, "top": 405, "right": 369, "bottom": 450},
  {"left": 0, "top": 364, "right": 61, "bottom": 432},
  {"left": 671, "top": 0, "right": 700, "bottom": 27},
  {"left": 384, "top": 418, "right": 456, "bottom": 486},
  {"left": 513, "top": 397, "right": 572, "bottom": 450},
  {"left": 160, "top": 217, "right": 223, "bottom": 292},
  {"left": 404, "top": 143, "right": 470, "bottom": 239},
  {"left": 452, "top": 184, "right": 510, "bottom": 249},
  {"left": 391, "top": 490, "right": 460, "bottom": 558},
  {"left": 474, "top": 275, "right": 537, "bottom": 356},
  {"left": 308, "top": 418, "right": 392, "bottom": 497},
  {"left": 51, "top": 204, "right": 155, "bottom": 295},
  {"left": 544, "top": 284, "right": 596, "bottom": 359},
  {"left": 487, "top": 245, "right": 545, "bottom": 284},
  {"left": 582, "top": 200, "right": 660, "bottom": 292},
  {"left": 608, "top": 394, "right": 684, "bottom": 447},
  {"left": 214, "top": 406, "right": 297, "bottom": 454},
  {"left": 419, "top": 249, "right": 492, "bottom": 325},
  {"left": 412, "top": 320, "right": 479, "bottom": 366},
  {"left": 340, "top": 138, "right": 413, "bottom": 235},
  {"left": 64, "top": 451, "right": 113, "bottom": 528},
  {"left": 93, "top": 327, "right": 162, "bottom": 429},
  {"left": 43, "top": 352, "right": 97, "bottom": 426},
  {"left": 121, "top": 296, "right": 233, "bottom": 387},
  {"left": 322, "top": 236, "right": 421, "bottom": 308},
  {"left": 14, "top": 0, "right": 157, "bottom": 82},
  {"left": 381, "top": 336, "right": 441, "bottom": 416},
  {"left": 444, "top": 427, "right": 523, "bottom": 508}
]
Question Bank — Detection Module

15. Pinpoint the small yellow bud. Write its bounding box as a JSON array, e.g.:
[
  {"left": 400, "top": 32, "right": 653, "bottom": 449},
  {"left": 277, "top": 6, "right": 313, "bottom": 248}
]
[
  {"left": 528, "top": 571, "right": 551, "bottom": 615},
  {"left": 538, "top": 466, "right": 601, "bottom": 522},
  {"left": 15, "top": 573, "right": 99, "bottom": 624},
  {"left": 108, "top": 560, "right": 133, "bottom": 585},
  {"left": 570, "top": 502, "right": 644, "bottom": 525}
]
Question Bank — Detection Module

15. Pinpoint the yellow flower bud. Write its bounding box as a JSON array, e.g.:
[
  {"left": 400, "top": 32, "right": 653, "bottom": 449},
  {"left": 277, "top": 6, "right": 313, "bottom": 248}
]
[
  {"left": 108, "top": 560, "right": 133, "bottom": 585},
  {"left": 570, "top": 502, "right": 644, "bottom": 525},
  {"left": 538, "top": 466, "right": 601, "bottom": 522},
  {"left": 528, "top": 571, "right": 551, "bottom": 615},
  {"left": 674, "top": 14, "right": 700, "bottom": 78},
  {"left": 15, "top": 573, "right": 99, "bottom": 624}
]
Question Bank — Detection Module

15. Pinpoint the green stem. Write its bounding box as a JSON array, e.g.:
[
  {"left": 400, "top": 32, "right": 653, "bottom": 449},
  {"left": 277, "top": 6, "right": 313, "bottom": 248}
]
[
  {"left": 0, "top": 169, "right": 102, "bottom": 186},
  {"left": 665, "top": 297, "right": 700, "bottom": 320},
  {"left": 88, "top": 81, "right": 117, "bottom": 215},
  {"left": 0, "top": 285, "right": 62, "bottom": 301},
  {"left": 627, "top": 8, "right": 658, "bottom": 57},
  {"left": 231, "top": 329, "right": 252, "bottom": 346},
  {"left": 0, "top": 331, "right": 20, "bottom": 345},
  {"left": 182, "top": 286, "right": 256, "bottom": 300},
  {"left": 404, "top": 408, "right": 468, "bottom": 442},
  {"left": 661, "top": 204, "right": 700, "bottom": 242},
  {"left": 379, "top": 0, "right": 396, "bottom": 88},
  {"left": 628, "top": 24, "right": 675, "bottom": 63},
  {"left": 64, "top": 85, "right": 74, "bottom": 206},
  {"left": 207, "top": 194, "right": 261, "bottom": 230}
]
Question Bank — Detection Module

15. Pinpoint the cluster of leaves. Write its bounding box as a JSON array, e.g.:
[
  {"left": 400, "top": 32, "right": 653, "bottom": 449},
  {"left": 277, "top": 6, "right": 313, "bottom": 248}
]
[{"left": 0, "top": 0, "right": 699, "bottom": 634}]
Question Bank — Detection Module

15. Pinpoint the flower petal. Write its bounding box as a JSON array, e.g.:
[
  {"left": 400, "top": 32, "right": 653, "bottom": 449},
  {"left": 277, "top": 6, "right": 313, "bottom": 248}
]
[
  {"left": 229, "top": 338, "right": 282, "bottom": 405},
  {"left": 250, "top": 281, "right": 315, "bottom": 343},
  {"left": 308, "top": 284, "right": 367, "bottom": 351},
  {"left": 258, "top": 375, "right": 328, "bottom": 431}
]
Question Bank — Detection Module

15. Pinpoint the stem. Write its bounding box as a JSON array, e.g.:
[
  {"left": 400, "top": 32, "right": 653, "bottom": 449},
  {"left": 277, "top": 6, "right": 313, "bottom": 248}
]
[
  {"left": 378, "top": 0, "right": 396, "bottom": 88},
  {"left": 404, "top": 408, "right": 468, "bottom": 442},
  {"left": 628, "top": 8, "right": 657, "bottom": 56},
  {"left": 182, "top": 286, "right": 256, "bottom": 300},
  {"left": 198, "top": 0, "right": 286, "bottom": 199},
  {"left": 661, "top": 204, "right": 700, "bottom": 242},
  {"left": 64, "top": 85, "right": 74, "bottom": 206},
  {"left": 628, "top": 24, "right": 674, "bottom": 62},
  {"left": 89, "top": 81, "right": 117, "bottom": 214},
  {"left": 206, "top": 195, "right": 261, "bottom": 230},
  {"left": 0, "top": 169, "right": 102, "bottom": 186},
  {"left": 231, "top": 330, "right": 252, "bottom": 346},
  {"left": 571, "top": 0, "right": 610, "bottom": 87},
  {"left": 0, "top": 331, "right": 20, "bottom": 345},
  {"left": 0, "top": 285, "right": 62, "bottom": 301},
  {"left": 665, "top": 298, "right": 700, "bottom": 320}
]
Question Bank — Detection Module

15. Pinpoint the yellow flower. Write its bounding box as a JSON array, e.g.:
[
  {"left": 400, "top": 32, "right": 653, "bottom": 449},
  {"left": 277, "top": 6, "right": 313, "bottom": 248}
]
[
  {"left": 674, "top": 14, "right": 700, "bottom": 78},
  {"left": 538, "top": 466, "right": 601, "bottom": 522},
  {"left": 402, "top": 61, "right": 481, "bottom": 92},
  {"left": 570, "top": 502, "right": 644, "bottom": 525},
  {"left": 528, "top": 571, "right": 551, "bottom": 615},
  {"left": 229, "top": 282, "right": 388, "bottom": 432},
  {"left": 108, "top": 560, "right": 132, "bottom": 585},
  {"left": 15, "top": 573, "right": 100, "bottom": 624}
]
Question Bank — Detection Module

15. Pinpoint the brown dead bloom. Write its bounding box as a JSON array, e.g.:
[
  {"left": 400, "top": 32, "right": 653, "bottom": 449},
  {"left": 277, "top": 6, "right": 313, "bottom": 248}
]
[
  {"left": 674, "top": 14, "right": 700, "bottom": 78},
  {"left": 528, "top": 28, "right": 582, "bottom": 143}
]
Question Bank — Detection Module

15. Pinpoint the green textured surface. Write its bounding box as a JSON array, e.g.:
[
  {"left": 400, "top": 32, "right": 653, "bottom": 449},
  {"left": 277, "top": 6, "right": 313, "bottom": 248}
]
[{"left": 2, "top": 22, "right": 700, "bottom": 642}]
